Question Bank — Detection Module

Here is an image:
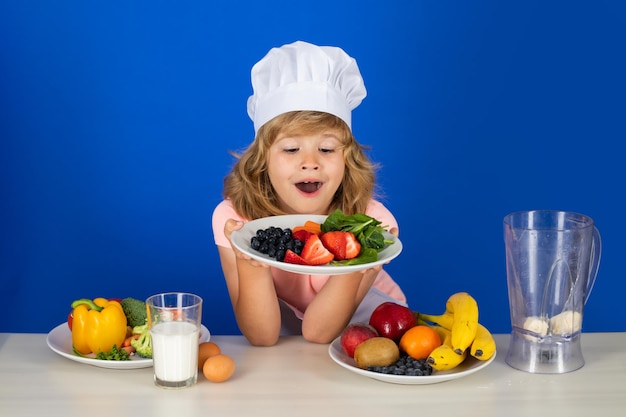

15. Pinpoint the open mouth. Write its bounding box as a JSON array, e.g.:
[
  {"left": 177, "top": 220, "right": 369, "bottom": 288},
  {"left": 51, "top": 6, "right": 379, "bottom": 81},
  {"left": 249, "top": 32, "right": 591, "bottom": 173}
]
[{"left": 296, "top": 181, "right": 322, "bottom": 193}]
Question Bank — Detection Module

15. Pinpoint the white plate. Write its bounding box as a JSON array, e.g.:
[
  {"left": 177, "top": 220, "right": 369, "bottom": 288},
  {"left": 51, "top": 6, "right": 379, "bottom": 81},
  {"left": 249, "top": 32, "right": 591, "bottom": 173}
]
[
  {"left": 230, "top": 214, "right": 402, "bottom": 275},
  {"left": 328, "top": 337, "right": 496, "bottom": 385},
  {"left": 46, "top": 323, "right": 210, "bottom": 369}
]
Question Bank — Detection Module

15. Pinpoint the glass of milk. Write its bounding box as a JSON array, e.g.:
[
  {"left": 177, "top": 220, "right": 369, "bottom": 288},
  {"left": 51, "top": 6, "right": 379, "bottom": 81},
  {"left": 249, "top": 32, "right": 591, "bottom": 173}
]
[{"left": 147, "top": 292, "right": 203, "bottom": 388}]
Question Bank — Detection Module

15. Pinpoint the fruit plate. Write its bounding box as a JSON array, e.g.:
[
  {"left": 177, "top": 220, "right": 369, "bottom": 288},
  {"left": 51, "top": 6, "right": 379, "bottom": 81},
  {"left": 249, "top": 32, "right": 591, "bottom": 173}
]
[
  {"left": 328, "top": 337, "right": 496, "bottom": 385},
  {"left": 230, "top": 214, "right": 402, "bottom": 275},
  {"left": 46, "top": 323, "right": 210, "bottom": 370}
]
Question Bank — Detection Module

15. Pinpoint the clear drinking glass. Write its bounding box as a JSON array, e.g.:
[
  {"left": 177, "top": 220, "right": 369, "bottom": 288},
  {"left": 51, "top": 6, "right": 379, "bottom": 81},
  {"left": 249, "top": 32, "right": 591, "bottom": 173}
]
[{"left": 147, "top": 292, "right": 203, "bottom": 388}]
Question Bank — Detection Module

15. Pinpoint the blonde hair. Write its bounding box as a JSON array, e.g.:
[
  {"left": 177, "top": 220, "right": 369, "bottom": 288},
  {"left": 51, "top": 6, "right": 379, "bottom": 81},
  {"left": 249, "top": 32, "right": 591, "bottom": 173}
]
[{"left": 223, "top": 111, "right": 379, "bottom": 220}]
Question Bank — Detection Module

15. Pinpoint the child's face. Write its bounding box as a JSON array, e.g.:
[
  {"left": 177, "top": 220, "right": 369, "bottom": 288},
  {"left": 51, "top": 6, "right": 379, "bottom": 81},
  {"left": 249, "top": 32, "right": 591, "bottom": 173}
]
[{"left": 267, "top": 129, "right": 345, "bottom": 215}]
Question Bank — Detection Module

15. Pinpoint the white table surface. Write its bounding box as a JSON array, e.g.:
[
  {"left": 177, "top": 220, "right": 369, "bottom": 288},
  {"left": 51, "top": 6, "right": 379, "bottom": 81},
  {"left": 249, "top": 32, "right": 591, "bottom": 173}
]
[{"left": 1, "top": 332, "right": 625, "bottom": 417}]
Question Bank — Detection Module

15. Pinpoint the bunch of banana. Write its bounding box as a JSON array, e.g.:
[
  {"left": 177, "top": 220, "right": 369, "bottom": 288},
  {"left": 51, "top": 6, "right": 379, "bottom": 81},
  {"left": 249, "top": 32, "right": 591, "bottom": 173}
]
[
  {"left": 421, "top": 320, "right": 467, "bottom": 371},
  {"left": 417, "top": 292, "right": 496, "bottom": 371}
]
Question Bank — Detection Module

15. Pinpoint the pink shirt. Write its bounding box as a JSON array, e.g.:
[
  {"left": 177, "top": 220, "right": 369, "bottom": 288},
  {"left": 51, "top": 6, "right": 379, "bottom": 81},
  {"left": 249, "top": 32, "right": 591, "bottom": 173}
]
[{"left": 212, "top": 199, "right": 407, "bottom": 319}]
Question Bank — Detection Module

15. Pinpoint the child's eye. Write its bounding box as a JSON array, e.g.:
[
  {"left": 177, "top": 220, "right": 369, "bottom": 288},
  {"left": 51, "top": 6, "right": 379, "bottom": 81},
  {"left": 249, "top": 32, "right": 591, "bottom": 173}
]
[
  {"left": 319, "top": 147, "right": 335, "bottom": 153},
  {"left": 283, "top": 147, "right": 299, "bottom": 154}
]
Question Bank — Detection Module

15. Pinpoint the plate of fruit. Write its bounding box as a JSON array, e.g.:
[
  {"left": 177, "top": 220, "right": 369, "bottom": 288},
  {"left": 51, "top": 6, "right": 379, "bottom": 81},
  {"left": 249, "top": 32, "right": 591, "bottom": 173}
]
[
  {"left": 230, "top": 210, "right": 402, "bottom": 275},
  {"left": 328, "top": 298, "right": 497, "bottom": 385},
  {"left": 328, "top": 335, "right": 495, "bottom": 385}
]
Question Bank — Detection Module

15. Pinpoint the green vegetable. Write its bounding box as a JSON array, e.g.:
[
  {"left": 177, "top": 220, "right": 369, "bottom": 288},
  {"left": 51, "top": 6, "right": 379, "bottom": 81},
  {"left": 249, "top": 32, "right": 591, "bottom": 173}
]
[
  {"left": 120, "top": 297, "right": 148, "bottom": 328},
  {"left": 130, "top": 324, "right": 152, "bottom": 358},
  {"left": 322, "top": 209, "right": 394, "bottom": 251},
  {"left": 96, "top": 344, "right": 131, "bottom": 361},
  {"left": 332, "top": 247, "right": 378, "bottom": 266}
]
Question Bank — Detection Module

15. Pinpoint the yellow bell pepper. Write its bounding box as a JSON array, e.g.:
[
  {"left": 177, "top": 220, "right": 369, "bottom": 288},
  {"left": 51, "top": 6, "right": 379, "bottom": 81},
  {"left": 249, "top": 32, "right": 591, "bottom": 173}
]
[{"left": 71, "top": 297, "right": 128, "bottom": 355}]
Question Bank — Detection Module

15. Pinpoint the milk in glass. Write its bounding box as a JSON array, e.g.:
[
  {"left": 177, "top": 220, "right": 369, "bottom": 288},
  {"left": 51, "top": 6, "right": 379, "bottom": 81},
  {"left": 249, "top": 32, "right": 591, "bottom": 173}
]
[{"left": 151, "top": 321, "right": 199, "bottom": 383}]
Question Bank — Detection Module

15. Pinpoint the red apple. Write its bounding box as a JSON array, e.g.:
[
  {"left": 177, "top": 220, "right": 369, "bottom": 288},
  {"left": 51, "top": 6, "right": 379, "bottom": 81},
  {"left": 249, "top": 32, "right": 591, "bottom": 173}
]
[
  {"left": 340, "top": 322, "right": 379, "bottom": 358},
  {"left": 369, "top": 302, "right": 417, "bottom": 342}
]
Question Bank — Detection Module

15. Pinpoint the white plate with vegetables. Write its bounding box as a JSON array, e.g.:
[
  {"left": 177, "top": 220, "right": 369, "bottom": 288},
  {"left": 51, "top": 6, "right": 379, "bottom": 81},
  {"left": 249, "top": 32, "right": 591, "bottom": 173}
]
[
  {"left": 328, "top": 337, "right": 496, "bottom": 385},
  {"left": 46, "top": 323, "right": 210, "bottom": 369},
  {"left": 230, "top": 213, "right": 402, "bottom": 275}
]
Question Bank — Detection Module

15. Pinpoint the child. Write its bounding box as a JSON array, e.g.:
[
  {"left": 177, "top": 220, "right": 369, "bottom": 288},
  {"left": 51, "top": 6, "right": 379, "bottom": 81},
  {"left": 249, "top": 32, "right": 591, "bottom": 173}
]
[{"left": 212, "top": 41, "right": 406, "bottom": 346}]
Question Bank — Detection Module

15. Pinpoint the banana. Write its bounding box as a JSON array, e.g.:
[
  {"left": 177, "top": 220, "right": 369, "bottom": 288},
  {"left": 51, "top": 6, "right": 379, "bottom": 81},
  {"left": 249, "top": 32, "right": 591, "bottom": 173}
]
[
  {"left": 426, "top": 324, "right": 467, "bottom": 371},
  {"left": 469, "top": 323, "right": 496, "bottom": 361},
  {"left": 421, "top": 312, "right": 495, "bottom": 361},
  {"left": 419, "top": 311, "right": 455, "bottom": 330},
  {"left": 445, "top": 292, "right": 479, "bottom": 354}
]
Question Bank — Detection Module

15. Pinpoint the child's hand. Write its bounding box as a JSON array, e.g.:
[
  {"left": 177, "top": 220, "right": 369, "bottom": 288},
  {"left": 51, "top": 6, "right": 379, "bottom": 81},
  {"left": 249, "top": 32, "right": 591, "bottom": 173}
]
[
  {"left": 359, "top": 264, "right": 383, "bottom": 275},
  {"left": 224, "top": 219, "right": 270, "bottom": 269}
]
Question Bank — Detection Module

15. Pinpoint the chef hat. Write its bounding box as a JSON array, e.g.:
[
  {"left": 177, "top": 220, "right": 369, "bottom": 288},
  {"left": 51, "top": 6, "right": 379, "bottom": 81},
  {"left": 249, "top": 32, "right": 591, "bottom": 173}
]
[{"left": 247, "top": 41, "right": 367, "bottom": 133}]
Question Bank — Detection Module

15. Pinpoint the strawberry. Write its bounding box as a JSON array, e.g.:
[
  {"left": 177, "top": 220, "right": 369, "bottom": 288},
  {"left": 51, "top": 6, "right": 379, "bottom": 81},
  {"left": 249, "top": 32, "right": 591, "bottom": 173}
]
[
  {"left": 300, "top": 234, "right": 334, "bottom": 265},
  {"left": 283, "top": 249, "right": 309, "bottom": 265},
  {"left": 321, "top": 231, "right": 361, "bottom": 261},
  {"left": 342, "top": 232, "right": 361, "bottom": 259},
  {"left": 292, "top": 229, "right": 314, "bottom": 243},
  {"left": 321, "top": 231, "right": 347, "bottom": 260}
]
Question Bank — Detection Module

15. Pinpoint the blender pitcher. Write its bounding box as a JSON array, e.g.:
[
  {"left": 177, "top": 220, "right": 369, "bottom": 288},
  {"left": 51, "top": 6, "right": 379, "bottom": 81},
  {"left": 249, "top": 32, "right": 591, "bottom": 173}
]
[{"left": 503, "top": 210, "right": 601, "bottom": 373}]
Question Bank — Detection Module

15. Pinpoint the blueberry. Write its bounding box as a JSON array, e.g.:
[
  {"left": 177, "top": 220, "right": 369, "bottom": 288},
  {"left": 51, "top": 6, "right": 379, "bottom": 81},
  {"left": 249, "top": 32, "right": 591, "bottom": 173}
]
[{"left": 364, "top": 355, "right": 434, "bottom": 377}]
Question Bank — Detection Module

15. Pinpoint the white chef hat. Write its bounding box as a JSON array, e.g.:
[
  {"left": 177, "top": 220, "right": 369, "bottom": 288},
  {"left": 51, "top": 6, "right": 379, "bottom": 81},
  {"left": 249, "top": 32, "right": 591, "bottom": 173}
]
[{"left": 247, "top": 41, "right": 367, "bottom": 133}]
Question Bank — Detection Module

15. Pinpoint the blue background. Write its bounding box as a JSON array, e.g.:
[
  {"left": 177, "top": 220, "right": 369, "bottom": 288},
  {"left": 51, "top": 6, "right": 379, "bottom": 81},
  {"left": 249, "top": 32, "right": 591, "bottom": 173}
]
[{"left": 2, "top": 1, "right": 625, "bottom": 335}]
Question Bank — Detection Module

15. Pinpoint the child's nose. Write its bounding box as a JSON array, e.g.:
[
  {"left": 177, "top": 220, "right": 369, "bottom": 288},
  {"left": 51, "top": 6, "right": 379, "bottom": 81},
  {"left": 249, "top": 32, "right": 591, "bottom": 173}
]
[{"left": 300, "top": 153, "right": 320, "bottom": 170}]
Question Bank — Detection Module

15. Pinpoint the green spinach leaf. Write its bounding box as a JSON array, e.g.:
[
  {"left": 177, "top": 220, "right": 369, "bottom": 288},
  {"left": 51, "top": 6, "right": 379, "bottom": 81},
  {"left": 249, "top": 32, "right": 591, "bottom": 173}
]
[{"left": 322, "top": 209, "right": 394, "bottom": 253}]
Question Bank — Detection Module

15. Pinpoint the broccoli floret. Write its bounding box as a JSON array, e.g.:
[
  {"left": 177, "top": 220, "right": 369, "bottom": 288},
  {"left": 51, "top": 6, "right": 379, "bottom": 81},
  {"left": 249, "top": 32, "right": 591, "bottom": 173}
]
[
  {"left": 130, "top": 324, "right": 152, "bottom": 358},
  {"left": 120, "top": 297, "right": 148, "bottom": 328},
  {"left": 96, "top": 345, "right": 130, "bottom": 361}
]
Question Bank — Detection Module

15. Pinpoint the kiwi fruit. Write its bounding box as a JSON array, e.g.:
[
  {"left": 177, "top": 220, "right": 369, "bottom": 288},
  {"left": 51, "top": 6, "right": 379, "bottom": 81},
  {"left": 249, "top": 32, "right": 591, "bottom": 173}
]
[{"left": 353, "top": 337, "right": 400, "bottom": 369}]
